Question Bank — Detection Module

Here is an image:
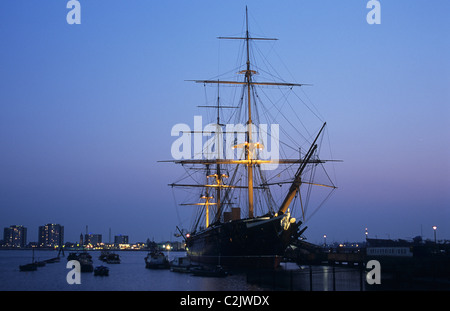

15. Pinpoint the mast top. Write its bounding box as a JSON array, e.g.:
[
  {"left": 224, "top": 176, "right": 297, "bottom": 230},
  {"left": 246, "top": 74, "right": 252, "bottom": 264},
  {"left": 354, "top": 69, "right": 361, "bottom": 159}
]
[{"left": 217, "top": 7, "right": 277, "bottom": 41}]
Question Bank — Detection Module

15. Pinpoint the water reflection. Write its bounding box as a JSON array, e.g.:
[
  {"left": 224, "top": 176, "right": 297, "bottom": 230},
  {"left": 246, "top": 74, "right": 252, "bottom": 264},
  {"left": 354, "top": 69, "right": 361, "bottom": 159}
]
[{"left": 1, "top": 250, "right": 378, "bottom": 291}]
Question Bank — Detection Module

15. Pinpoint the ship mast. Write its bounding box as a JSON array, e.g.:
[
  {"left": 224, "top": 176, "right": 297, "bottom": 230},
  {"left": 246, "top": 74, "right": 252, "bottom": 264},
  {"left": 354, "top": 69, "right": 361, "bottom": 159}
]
[
  {"left": 244, "top": 6, "right": 254, "bottom": 218},
  {"left": 215, "top": 86, "right": 222, "bottom": 219},
  {"left": 177, "top": 7, "right": 318, "bottom": 222}
]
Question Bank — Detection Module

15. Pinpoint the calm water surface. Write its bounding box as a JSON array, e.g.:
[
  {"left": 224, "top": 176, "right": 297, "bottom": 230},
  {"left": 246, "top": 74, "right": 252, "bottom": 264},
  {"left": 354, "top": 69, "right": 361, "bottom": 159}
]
[
  {"left": 0, "top": 250, "right": 266, "bottom": 291},
  {"left": 0, "top": 250, "right": 369, "bottom": 291}
]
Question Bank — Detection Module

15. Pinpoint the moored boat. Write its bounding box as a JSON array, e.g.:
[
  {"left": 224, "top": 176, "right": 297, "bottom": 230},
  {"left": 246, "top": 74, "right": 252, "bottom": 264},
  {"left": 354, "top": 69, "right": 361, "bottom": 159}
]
[
  {"left": 19, "top": 262, "right": 38, "bottom": 272},
  {"left": 99, "top": 250, "right": 110, "bottom": 262},
  {"left": 94, "top": 265, "right": 109, "bottom": 276},
  {"left": 67, "top": 252, "right": 79, "bottom": 261},
  {"left": 36, "top": 261, "right": 46, "bottom": 267},
  {"left": 191, "top": 265, "right": 228, "bottom": 277},
  {"left": 78, "top": 252, "right": 94, "bottom": 272},
  {"left": 44, "top": 257, "right": 60, "bottom": 264},
  {"left": 105, "top": 253, "right": 121, "bottom": 264},
  {"left": 19, "top": 249, "right": 38, "bottom": 272},
  {"left": 170, "top": 256, "right": 197, "bottom": 273},
  {"left": 145, "top": 251, "right": 170, "bottom": 269}
]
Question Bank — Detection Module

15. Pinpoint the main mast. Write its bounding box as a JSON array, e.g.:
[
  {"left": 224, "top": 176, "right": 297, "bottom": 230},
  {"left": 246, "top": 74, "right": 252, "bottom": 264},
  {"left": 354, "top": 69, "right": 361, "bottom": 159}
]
[
  {"left": 244, "top": 7, "right": 254, "bottom": 218},
  {"left": 183, "top": 7, "right": 314, "bottom": 222}
]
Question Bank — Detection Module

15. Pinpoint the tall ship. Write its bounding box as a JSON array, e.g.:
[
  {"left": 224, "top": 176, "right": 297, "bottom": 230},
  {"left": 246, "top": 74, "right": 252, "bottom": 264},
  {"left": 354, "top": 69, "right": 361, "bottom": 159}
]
[{"left": 165, "top": 8, "right": 338, "bottom": 269}]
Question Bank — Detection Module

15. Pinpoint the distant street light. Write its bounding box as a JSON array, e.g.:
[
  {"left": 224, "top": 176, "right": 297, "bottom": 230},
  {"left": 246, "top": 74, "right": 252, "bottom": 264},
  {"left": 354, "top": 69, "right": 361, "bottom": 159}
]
[
  {"left": 323, "top": 234, "right": 327, "bottom": 247},
  {"left": 432, "top": 226, "right": 437, "bottom": 244}
]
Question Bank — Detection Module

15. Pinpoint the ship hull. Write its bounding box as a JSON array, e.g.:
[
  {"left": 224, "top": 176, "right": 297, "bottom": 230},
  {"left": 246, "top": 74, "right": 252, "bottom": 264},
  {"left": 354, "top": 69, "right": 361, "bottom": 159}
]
[{"left": 186, "top": 214, "right": 300, "bottom": 269}]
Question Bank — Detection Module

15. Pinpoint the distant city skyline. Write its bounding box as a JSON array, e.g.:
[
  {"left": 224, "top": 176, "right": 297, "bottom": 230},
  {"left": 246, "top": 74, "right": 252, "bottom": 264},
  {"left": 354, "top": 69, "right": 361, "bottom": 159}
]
[
  {"left": 2, "top": 223, "right": 136, "bottom": 246},
  {"left": 2, "top": 221, "right": 180, "bottom": 245},
  {"left": 1, "top": 1, "right": 449, "bottom": 245},
  {"left": 3, "top": 221, "right": 447, "bottom": 247}
]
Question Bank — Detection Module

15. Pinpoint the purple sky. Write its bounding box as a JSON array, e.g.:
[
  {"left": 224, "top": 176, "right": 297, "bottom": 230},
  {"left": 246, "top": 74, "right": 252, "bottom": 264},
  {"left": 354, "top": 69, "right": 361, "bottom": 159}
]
[{"left": 0, "top": 1, "right": 449, "bottom": 245}]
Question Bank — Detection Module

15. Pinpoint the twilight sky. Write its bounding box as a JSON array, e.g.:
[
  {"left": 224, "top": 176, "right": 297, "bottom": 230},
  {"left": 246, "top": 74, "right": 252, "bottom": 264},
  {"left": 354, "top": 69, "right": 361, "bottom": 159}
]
[{"left": 0, "top": 1, "right": 449, "bottom": 245}]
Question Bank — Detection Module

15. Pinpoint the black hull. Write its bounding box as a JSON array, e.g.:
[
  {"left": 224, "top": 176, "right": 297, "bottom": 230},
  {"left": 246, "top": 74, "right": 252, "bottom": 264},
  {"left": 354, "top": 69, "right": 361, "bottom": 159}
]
[
  {"left": 19, "top": 263, "right": 38, "bottom": 271},
  {"left": 186, "top": 215, "right": 300, "bottom": 269},
  {"left": 80, "top": 263, "right": 94, "bottom": 273},
  {"left": 144, "top": 252, "right": 170, "bottom": 269}
]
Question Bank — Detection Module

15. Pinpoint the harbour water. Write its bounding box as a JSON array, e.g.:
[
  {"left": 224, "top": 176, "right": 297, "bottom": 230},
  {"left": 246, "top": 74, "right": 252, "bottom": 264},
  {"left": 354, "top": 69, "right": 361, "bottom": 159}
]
[
  {"left": 0, "top": 249, "right": 368, "bottom": 291},
  {"left": 0, "top": 250, "right": 265, "bottom": 291}
]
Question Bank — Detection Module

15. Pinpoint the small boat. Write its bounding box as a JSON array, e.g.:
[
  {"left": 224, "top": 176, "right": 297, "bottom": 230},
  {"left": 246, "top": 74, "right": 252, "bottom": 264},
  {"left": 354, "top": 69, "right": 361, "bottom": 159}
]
[
  {"left": 67, "top": 252, "right": 79, "bottom": 261},
  {"left": 66, "top": 251, "right": 93, "bottom": 272},
  {"left": 191, "top": 265, "right": 228, "bottom": 277},
  {"left": 145, "top": 251, "right": 170, "bottom": 269},
  {"left": 19, "top": 249, "right": 38, "bottom": 272},
  {"left": 105, "top": 253, "right": 120, "bottom": 264},
  {"left": 94, "top": 265, "right": 109, "bottom": 276},
  {"left": 170, "top": 256, "right": 197, "bottom": 273},
  {"left": 36, "top": 261, "right": 46, "bottom": 267},
  {"left": 99, "top": 251, "right": 120, "bottom": 263},
  {"left": 99, "top": 250, "right": 110, "bottom": 261},
  {"left": 78, "top": 252, "right": 94, "bottom": 273},
  {"left": 44, "top": 257, "right": 60, "bottom": 264},
  {"left": 19, "top": 262, "right": 38, "bottom": 272}
]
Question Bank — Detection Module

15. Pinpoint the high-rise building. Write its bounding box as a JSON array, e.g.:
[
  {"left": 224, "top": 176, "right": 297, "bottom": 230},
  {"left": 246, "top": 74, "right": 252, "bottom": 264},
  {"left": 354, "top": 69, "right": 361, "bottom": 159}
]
[
  {"left": 3, "top": 225, "right": 27, "bottom": 248},
  {"left": 84, "top": 233, "right": 102, "bottom": 246},
  {"left": 38, "top": 224, "right": 64, "bottom": 248},
  {"left": 114, "top": 235, "right": 129, "bottom": 245}
]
